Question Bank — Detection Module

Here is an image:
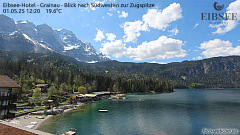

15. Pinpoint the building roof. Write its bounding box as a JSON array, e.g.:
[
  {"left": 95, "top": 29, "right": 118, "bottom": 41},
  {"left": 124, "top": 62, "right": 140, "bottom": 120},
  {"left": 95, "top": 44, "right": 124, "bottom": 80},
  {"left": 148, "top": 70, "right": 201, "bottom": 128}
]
[
  {"left": 0, "top": 123, "right": 37, "bottom": 135},
  {"left": 0, "top": 121, "right": 53, "bottom": 135},
  {"left": 82, "top": 94, "right": 97, "bottom": 97},
  {"left": 35, "top": 84, "right": 49, "bottom": 87},
  {"left": 0, "top": 75, "right": 21, "bottom": 88},
  {"left": 93, "top": 92, "right": 105, "bottom": 95}
]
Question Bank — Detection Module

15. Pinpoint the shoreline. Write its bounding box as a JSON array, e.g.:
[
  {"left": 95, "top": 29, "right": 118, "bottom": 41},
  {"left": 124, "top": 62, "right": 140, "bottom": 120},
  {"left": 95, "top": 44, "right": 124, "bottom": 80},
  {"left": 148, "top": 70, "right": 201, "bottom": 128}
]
[
  {"left": 34, "top": 96, "right": 125, "bottom": 130},
  {"left": 33, "top": 115, "right": 53, "bottom": 130},
  {"left": 34, "top": 101, "right": 93, "bottom": 130},
  {"left": 5, "top": 94, "right": 126, "bottom": 134},
  {"left": 5, "top": 101, "right": 91, "bottom": 133}
]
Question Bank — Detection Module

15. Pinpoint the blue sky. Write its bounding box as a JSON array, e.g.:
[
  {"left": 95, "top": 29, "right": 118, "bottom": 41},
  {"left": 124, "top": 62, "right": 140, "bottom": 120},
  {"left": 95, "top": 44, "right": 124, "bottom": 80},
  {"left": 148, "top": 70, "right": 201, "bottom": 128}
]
[{"left": 1, "top": 0, "right": 240, "bottom": 63}]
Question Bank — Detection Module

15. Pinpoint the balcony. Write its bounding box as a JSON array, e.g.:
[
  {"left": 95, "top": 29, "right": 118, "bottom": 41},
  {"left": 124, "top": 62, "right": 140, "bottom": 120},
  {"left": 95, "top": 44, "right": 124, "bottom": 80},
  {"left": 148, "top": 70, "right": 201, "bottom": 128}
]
[
  {"left": 8, "top": 104, "right": 16, "bottom": 109},
  {"left": 0, "top": 96, "right": 10, "bottom": 100},
  {"left": 7, "top": 112, "right": 15, "bottom": 118},
  {"left": 0, "top": 104, "right": 16, "bottom": 110},
  {"left": 0, "top": 106, "right": 8, "bottom": 110}
]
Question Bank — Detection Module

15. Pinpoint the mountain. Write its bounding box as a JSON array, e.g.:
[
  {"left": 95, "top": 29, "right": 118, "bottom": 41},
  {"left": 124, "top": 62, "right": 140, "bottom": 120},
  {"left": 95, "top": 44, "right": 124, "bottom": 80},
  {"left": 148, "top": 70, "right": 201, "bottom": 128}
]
[
  {"left": 92, "top": 56, "right": 240, "bottom": 88},
  {"left": 0, "top": 14, "right": 110, "bottom": 62},
  {"left": 55, "top": 29, "right": 109, "bottom": 62},
  {"left": 0, "top": 14, "right": 18, "bottom": 33},
  {"left": 0, "top": 50, "right": 239, "bottom": 88}
]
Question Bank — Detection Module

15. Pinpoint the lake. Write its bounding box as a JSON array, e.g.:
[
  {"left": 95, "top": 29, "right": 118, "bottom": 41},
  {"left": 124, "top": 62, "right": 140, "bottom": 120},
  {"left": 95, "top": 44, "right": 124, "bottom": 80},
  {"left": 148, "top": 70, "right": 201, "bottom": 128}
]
[{"left": 37, "top": 89, "right": 240, "bottom": 135}]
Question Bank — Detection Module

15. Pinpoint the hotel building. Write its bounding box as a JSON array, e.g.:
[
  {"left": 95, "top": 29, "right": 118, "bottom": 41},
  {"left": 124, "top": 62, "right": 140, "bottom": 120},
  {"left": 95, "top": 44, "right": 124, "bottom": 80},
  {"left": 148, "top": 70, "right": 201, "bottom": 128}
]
[{"left": 0, "top": 75, "right": 21, "bottom": 119}]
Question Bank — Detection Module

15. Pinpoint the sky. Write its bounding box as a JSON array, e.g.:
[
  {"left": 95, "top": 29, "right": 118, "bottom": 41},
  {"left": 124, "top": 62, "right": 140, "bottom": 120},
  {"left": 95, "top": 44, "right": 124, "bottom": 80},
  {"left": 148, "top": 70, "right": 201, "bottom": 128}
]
[{"left": 1, "top": 0, "right": 240, "bottom": 63}]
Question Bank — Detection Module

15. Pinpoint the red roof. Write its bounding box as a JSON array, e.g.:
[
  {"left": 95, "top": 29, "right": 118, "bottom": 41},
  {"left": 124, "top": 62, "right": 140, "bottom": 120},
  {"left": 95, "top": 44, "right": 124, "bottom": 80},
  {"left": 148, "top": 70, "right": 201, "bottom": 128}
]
[
  {"left": 0, "top": 75, "right": 21, "bottom": 88},
  {"left": 0, "top": 123, "right": 37, "bottom": 135}
]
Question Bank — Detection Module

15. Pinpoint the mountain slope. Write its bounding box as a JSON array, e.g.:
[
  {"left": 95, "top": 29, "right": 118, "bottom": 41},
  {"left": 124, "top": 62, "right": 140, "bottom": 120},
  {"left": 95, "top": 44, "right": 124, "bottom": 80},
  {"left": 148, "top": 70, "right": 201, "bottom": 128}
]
[
  {"left": 55, "top": 29, "right": 109, "bottom": 62},
  {"left": 0, "top": 50, "right": 239, "bottom": 88},
  {"left": 0, "top": 14, "right": 110, "bottom": 62}
]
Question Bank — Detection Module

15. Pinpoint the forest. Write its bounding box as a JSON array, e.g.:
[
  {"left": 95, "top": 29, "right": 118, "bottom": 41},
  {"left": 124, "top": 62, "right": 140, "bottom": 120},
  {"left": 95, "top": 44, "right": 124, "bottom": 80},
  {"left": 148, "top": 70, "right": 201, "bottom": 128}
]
[
  {"left": 0, "top": 57, "right": 173, "bottom": 102},
  {"left": 1, "top": 49, "right": 240, "bottom": 100}
]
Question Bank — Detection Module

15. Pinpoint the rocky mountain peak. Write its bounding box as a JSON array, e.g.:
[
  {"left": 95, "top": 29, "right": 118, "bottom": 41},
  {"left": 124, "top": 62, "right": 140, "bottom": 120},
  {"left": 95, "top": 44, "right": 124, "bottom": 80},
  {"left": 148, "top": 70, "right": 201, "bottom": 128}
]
[
  {"left": 0, "top": 14, "right": 110, "bottom": 62},
  {"left": 16, "top": 20, "right": 37, "bottom": 39},
  {"left": 0, "top": 14, "right": 18, "bottom": 33}
]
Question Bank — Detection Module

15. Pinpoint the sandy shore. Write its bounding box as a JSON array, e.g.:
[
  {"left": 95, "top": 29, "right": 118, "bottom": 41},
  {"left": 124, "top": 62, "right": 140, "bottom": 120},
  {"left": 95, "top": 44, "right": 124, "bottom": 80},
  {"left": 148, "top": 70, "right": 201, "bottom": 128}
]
[
  {"left": 5, "top": 102, "right": 88, "bottom": 133},
  {"left": 9, "top": 114, "right": 53, "bottom": 130},
  {"left": 5, "top": 97, "right": 119, "bottom": 133}
]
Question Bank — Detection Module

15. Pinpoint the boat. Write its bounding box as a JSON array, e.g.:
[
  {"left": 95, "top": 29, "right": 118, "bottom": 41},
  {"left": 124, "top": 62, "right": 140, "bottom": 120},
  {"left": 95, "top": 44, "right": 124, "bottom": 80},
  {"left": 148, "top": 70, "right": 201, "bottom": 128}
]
[
  {"left": 99, "top": 110, "right": 108, "bottom": 112},
  {"left": 36, "top": 116, "right": 45, "bottom": 119},
  {"left": 62, "top": 128, "right": 77, "bottom": 135}
]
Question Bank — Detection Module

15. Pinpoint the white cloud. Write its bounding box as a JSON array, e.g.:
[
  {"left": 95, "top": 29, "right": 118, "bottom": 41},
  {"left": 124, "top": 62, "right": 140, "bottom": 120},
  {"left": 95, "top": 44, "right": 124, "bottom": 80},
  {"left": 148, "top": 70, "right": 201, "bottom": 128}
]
[
  {"left": 121, "top": 3, "right": 182, "bottom": 43},
  {"left": 94, "top": 29, "right": 105, "bottom": 42},
  {"left": 118, "top": 11, "right": 128, "bottom": 18},
  {"left": 192, "top": 56, "right": 203, "bottom": 60},
  {"left": 168, "top": 28, "right": 179, "bottom": 36},
  {"left": 109, "top": 7, "right": 116, "bottom": 11},
  {"left": 210, "top": 0, "right": 240, "bottom": 34},
  {"left": 90, "top": 0, "right": 106, "bottom": 10},
  {"left": 142, "top": 3, "right": 182, "bottom": 30},
  {"left": 107, "top": 12, "right": 113, "bottom": 16},
  {"left": 99, "top": 36, "right": 187, "bottom": 61},
  {"left": 122, "top": 20, "right": 149, "bottom": 43},
  {"left": 100, "top": 40, "right": 127, "bottom": 58},
  {"left": 150, "top": 61, "right": 158, "bottom": 63},
  {"left": 199, "top": 39, "right": 240, "bottom": 58},
  {"left": 124, "top": 36, "right": 187, "bottom": 61},
  {"left": 150, "top": 61, "right": 166, "bottom": 64},
  {"left": 193, "top": 23, "right": 199, "bottom": 29},
  {"left": 98, "top": 3, "right": 186, "bottom": 61},
  {"left": 105, "top": 33, "right": 116, "bottom": 41}
]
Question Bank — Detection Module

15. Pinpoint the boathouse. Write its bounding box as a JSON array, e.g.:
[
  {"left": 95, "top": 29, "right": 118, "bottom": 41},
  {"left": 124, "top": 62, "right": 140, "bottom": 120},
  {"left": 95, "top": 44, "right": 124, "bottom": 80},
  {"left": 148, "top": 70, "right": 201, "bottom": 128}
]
[{"left": 34, "top": 84, "right": 49, "bottom": 92}]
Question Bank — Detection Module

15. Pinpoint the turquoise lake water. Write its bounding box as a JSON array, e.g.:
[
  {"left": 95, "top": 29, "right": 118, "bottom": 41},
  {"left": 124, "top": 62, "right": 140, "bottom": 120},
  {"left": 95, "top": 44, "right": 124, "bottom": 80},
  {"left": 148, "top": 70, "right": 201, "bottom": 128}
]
[{"left": 37, "top": 89, "right": 240, "bottom": 135}]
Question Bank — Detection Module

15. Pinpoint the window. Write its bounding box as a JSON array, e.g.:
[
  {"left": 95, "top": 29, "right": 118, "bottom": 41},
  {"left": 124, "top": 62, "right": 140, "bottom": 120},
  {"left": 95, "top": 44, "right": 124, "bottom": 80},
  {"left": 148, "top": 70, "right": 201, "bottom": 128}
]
[
  {"left": 0, "top": 91, "right": 3, "bottom": 96},
  {"left": 1, "top": 110, "right": 4, "bottom": 115},
  {"left": 0, "top": 91, "right": 6, "bottom": 96}
]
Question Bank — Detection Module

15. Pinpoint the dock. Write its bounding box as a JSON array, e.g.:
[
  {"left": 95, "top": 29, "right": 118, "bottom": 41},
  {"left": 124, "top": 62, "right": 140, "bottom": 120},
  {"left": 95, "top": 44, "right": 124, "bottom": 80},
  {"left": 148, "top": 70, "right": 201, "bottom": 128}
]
[
  {"left": 62, "top": 128, "right": 77, "bottom": 135},
  {"left": 99, "top": 110, "right": 108, "bottom": 112},
  {"left": 62, "top": 131, "right": 76, "bottom": 135}
]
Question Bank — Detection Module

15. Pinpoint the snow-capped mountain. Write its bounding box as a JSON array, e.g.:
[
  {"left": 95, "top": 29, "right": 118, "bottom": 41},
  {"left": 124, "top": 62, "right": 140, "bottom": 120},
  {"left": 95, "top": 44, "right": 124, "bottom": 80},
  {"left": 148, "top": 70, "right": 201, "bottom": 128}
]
[
  {"left": 55, "top": 29, "right": 109, "bottom": 62},
  {"left": 0, "top": 14, "right": 110, "bottom": 62}
]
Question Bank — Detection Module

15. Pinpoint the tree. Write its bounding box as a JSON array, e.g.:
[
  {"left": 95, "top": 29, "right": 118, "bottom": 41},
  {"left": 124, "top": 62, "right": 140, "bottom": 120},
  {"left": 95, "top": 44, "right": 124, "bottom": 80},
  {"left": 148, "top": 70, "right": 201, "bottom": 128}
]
[
  {"left": 48, "top": 86, "right": 57, "bottom": 99},
  {"left": 78, "top": 86, "right": 87, "bottom": 94},
  {"left": 85, "top": 83, "right": 92, "bottom": 94},
  {"left": 67, "top": 97, "right": 73, "bottom": 104},
  {"left": 59, "top": 83, "right": 67, "bottom": 95},
  {"left": 33, "top": 88, "right": 42, "bottom": 105},
  {"left": 113, "top": 83, "right": 118, "bottom": 91}
]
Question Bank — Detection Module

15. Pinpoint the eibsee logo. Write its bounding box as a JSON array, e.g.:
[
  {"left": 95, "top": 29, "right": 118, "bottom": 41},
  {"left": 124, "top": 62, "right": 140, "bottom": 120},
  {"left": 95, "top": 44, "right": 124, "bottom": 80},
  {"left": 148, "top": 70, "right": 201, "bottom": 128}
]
[
  {"left": 213, "top": 2, "right": 224, "bottom": 11},
  {"left": 201, "top": 2, "right": 237, "bottom": 21}
]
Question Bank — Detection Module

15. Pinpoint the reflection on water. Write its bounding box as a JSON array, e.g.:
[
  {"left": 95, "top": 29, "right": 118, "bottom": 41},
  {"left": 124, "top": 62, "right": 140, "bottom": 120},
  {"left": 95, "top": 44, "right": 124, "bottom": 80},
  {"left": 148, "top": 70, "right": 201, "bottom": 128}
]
[{"left": 37, "top": 89, "right": 240, "bottom": 135}]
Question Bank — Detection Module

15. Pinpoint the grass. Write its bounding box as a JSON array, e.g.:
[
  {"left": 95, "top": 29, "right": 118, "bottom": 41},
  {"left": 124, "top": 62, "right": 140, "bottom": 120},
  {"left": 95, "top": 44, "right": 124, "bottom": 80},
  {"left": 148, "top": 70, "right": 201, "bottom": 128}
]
[
  {"left": 59, "top": 101, "right": 68, "bottom": 105},
  {"left": 10, "top": 106, "right": 45, "bottom": 115},
  {"left": 15, "top": 103, "right": 29, "bottom": 107}
]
